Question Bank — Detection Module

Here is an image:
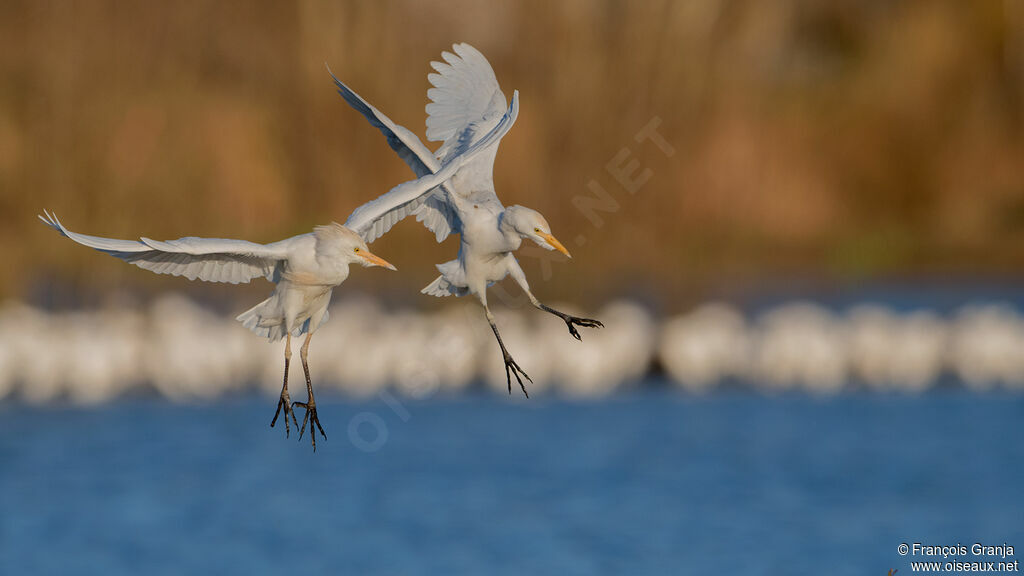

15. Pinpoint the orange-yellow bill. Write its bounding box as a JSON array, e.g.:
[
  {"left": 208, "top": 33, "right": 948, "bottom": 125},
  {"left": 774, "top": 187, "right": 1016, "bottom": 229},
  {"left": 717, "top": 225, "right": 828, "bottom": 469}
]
[
  {"left": 359, "top": 250, "right": 397, "bottom": 270},
  {"left": 538, "top": 231, "right": 571, "bottom": 258}
]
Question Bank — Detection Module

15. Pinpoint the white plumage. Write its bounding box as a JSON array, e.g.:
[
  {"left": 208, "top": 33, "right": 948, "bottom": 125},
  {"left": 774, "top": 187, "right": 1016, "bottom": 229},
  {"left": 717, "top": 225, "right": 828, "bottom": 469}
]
[
  {"left": 40, "top": 212, "right": 286, "bottom": 285},
  {"left": 334, "top": 43, "right": 603, "bottom": 395},
  {"left": 39, "top": 212, "right": 394, "bottom": 448},
  {"left": 37, "top": 111, "right": 511, "bottom": 446},
  {"left": 40, "top": 211, "right": 382, "bottom": 341},
  {"left": 341, "top": 85, "right": 519, "bottom": 243}
]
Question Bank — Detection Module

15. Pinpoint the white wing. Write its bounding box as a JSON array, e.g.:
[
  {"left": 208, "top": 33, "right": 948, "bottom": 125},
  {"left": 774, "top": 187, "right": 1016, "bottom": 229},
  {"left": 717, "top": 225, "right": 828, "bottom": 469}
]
[
  {"left": 426, "top": 43, "right": 510, "bottom": 208},
  {"left": 426, "top": 43, "right": 507, "bottom": 148},
  {"left": 328, "top": 65, "right": 439, "bottom": 178},
  {"left": 39, "top": 210, "right": 288, "bottom": 284},
  {"left": 345, "top": 90, "right": 519, "bottom": 242},
  {"left": 330, "top": 68, "right": 459, "bottom": 242}
]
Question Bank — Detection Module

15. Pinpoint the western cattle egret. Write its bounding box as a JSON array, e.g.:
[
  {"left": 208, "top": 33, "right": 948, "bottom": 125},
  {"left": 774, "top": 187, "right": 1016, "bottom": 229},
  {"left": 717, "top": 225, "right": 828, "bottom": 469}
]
[
  {"left": 333, "top": 43, "right": 602, "bottom": 396},
  {"left": 37, "top": 106, "right": 515, "bottom": 448}
]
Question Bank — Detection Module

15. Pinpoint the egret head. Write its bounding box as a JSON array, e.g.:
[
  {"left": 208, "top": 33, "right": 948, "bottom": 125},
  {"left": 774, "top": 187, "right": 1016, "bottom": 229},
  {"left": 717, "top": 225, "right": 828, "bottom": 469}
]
[
  {"left": 504, "top": 205, "right": 571, "bottom": 258},
  {"left": 314, "top": 223, "right": 397, "bottom": 270}
]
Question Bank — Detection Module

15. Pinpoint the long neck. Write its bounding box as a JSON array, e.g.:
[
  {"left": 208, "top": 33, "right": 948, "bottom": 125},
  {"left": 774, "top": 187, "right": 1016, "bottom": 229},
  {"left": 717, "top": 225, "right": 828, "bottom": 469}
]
[
  {"left": 498, "top": 210, "right": 518, "bottom": 237},
  {"left": 311, "top": 253, "right": 352, "bottom": 286},
  {"left": 498, "top": 211, "right": 524, "bottom": 248}
]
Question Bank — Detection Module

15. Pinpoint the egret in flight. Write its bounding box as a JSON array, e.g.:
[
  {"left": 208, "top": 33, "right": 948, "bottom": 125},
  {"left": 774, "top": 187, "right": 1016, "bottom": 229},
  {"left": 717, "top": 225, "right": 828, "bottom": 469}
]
[
  {"left": 333, "top": 43, "right": 603, "bottom": 396},
  {"left": 37, "top": 99, "right": 517, "bottom": 448}
]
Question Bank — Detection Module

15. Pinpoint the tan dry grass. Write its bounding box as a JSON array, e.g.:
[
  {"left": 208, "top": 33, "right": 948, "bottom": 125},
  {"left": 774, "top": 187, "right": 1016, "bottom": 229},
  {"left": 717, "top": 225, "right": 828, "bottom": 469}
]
[{"left": 2, "top": 0, "right": 1022, "bottom": 308}]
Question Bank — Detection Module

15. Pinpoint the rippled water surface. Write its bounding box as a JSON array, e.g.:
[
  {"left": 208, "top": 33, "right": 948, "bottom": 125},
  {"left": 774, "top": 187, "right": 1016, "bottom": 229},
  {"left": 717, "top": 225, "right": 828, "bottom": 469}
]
[{"left": 1, "top": 388, "right": 1022, "bottom": 575}]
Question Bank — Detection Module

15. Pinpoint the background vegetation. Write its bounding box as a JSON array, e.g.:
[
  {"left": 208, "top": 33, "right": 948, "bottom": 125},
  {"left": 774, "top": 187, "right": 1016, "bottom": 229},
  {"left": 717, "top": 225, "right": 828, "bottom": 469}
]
[{"left": 2, "top": 0, "right": 1023, "bottom": 310}]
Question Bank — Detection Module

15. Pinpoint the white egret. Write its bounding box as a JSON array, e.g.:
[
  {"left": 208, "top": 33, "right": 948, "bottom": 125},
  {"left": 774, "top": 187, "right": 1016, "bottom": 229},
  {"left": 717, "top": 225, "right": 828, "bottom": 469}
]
[
  {"left": 333, "top": 43, "right": 602, "bottom": 396},
  {"left": 36, "top": 99, "right": 516, "bottom": 448},
  {"left": 39, "top": 212, "right": 393, "bottom": 447}
]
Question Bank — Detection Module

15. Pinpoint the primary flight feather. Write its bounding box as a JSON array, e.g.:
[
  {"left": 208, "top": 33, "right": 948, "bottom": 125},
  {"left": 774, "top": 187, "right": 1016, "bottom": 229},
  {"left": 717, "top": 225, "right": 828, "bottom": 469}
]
[
  {"left": 333, "top": 43, "right": 603, "bottom": 396},
  {"left": 38, "top": 108, "right": 513, "bottom": 447}
]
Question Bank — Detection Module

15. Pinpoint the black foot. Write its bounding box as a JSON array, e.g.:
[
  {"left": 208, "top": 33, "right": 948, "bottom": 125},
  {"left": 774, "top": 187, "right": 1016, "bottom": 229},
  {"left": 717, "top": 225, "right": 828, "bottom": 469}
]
[
  {"left": 565, "top": 316, "right": 603, "bottom": 340},
  {"left": 541, "top": 304, "right": 603, "bottom": 341},
  {"left": 503, "top": 354, "right": 532, "bottom": 398},
  {"left": 270, "top": 390, "right": 300, "bottom": 438},
  {"left": 293, "top": 401, "right": 327, "bottom": 451}
]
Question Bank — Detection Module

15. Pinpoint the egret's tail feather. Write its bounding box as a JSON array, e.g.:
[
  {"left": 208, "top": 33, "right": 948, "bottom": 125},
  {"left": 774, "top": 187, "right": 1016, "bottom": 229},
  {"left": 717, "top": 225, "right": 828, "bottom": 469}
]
[
  {"left": 237, "top": 297, "right": 287, "bottom": 341},
  {"left": 422, "top": 275, "right": 457, "bottom": 297},
  {"left": 421, "top": 276, "right": 468, "bottom": 297},
  {"left": 422, "top": 259, "right": 468, "bottom": 297},
  {"left": 237, "top": 296, "right": 329, "bottom": 341}
]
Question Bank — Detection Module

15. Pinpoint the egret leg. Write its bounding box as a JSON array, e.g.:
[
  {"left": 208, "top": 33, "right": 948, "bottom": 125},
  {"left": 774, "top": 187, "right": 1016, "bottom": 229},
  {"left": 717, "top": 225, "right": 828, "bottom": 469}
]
[
  {"left": 537, "top": 303, "right": 603, "bottom": 341},
  {"left": 293, "top": 331, "right": 327, "bottom": 450},
  {"left": 486, "top": 309, "right": 532, "bottom": 398},
  {"left": 270, "top": 333, "right": 300, "bottom": 437}
]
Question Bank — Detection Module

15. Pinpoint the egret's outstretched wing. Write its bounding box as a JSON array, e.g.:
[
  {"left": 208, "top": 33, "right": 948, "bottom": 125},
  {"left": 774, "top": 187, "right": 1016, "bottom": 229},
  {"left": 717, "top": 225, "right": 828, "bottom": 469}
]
[
  {"left": 328, "top": 66, "right": 439, "bottom": 178},
  {"left": 38, "top": 211, "right": 288, "bottom": 284},
  {"left": 345, "top": 90, "right": 519, "bottom": 242},
  {"left": 426, "top": 43, "right": 507, "bottom": 148},
  {"left": 329, "top": 68, "right": 459, "bottom": 242},
  {"left": 426, "top": 43, "right": 511, "bottom": 209}
]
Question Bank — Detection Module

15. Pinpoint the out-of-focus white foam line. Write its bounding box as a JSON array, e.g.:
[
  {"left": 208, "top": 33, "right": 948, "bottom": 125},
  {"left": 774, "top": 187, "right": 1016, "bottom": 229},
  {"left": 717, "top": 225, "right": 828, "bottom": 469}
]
[
  {"left": 550, "top": 301, "right": 654, "bottom": 398},
  {"left": 846, "top": 306, "right": 946, "bottom": 391},
  {"left": 750, "top": 302, "right": 849, "bottom": 393},
  {"left": 949, "top": 304, "right": 1024, "bottom": 390},
  {"left": 5, "top": 296, "right": 1024, "bottom": 403},
  {"left": 660, "top": 303, "right": 749, "bottom": 392}
]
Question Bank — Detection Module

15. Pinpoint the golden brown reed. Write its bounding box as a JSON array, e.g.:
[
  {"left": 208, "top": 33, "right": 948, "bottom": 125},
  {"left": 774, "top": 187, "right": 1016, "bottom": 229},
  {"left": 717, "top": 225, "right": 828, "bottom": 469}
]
[{"left": 3, "top": 1, "right": 1023, "bottom": 309}]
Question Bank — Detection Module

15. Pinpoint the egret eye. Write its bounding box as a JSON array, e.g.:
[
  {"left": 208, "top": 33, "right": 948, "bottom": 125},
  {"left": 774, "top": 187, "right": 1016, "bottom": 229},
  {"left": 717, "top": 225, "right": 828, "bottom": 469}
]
[
  {"left": 534, "top": 227, "right": 541, "bottom": 233},
  {"left": 353, "top": 247, "right": 360, "bottom": 253}
]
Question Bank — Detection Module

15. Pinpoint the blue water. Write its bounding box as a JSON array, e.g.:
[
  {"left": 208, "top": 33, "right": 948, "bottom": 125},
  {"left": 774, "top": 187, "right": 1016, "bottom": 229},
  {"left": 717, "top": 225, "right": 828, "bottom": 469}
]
[{"left": 1, "top": 388, "right": 1022, "bottom": 575}]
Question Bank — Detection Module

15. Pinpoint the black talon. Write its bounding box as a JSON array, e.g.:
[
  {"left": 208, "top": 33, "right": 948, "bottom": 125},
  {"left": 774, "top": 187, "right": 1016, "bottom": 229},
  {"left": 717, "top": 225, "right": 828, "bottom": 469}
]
[
  {"left": 271, "top": 353, "right": 300, "bottom": 438},
  {"left": 293, "top": 334, "right": 327, "bottom": 451},
  {"left": 503, "top": 354, "right": 532, "bottom": 398},
  {"left": 488, "top": 313, "right": 531, "bottom": 398},
  {"left": 270, "top": 390, "right": 300, "bottom": 437},
  {"left": 540, "top": 304, "right": 603, "bottom": 341},
  {"left": 293, "top": 401, "right": 327, "bottom": 451},
  {"left": 564, "top": 316, "right": 603, "bottom": 340}
]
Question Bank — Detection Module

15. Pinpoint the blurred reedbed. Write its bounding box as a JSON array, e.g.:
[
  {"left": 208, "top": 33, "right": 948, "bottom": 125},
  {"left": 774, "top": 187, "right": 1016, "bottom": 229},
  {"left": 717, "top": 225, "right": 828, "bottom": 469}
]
[{"left": 2, "top": 0, "right": 1024, "bottom": 309}]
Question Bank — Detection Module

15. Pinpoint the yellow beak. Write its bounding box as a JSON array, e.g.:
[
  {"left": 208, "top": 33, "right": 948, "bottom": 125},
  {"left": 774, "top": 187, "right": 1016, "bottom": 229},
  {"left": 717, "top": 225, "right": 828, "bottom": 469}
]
[
  {"left": 359, "top": 250, "right": 397, "bottom": 271},
  {"left": 538, "top": 231, "right": 571, "bottom": 258}
]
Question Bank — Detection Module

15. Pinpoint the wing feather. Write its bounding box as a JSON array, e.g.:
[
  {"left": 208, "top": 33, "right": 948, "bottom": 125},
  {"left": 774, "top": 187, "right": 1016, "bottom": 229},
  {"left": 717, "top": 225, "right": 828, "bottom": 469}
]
[
  {"left": 332, "top": 43, "right": 514, "bottom": 242},
  {"left": 425, "top": 43, "right": 507, "bottom": 146},
  {"left": 413, "top": 194, "right": 460, "bottom": 243},
  {"left": 327, "top": 65, "right": 439, "bottom": 178},
  {"left": 425, "top": 43, "right": 511, "bottom": 210},
  {"left": 344, "top": 90, "right": 519, "bottom": 242},
  {"left": 38, "top": 211, "right": 287, "bottom": 284},
  {"left": 330, "top": 66, "right": 458, "bottom": 242}
]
